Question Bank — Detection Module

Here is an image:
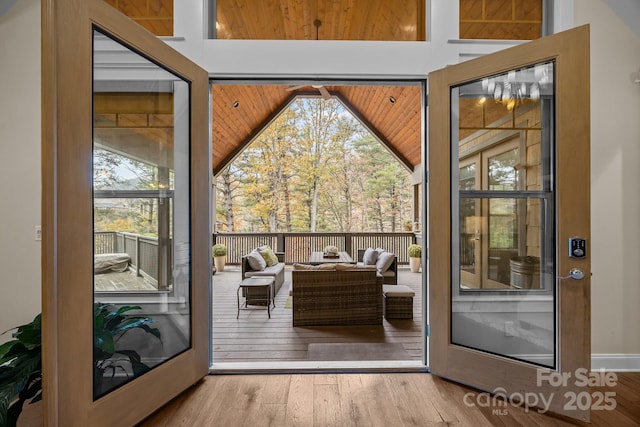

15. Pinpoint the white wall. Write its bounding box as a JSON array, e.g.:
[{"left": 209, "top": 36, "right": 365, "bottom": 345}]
[
  {"left": 574, "top": 0, "right": 640, "bottom": 362},
  {"left": 0, "top": 0, "right": 41, "bottom": 343}
]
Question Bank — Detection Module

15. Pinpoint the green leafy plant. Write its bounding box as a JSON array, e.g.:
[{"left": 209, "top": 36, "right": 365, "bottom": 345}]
[
  {"left": 93, "top": 303, "right": 162, "bottom": 397},
  {"left": 0, "top": 314, "right": 42, "bottom": 427},
  {"left": 407, "top": 244, "right": 422, "bottom": 258},
  {"left": 212, "top": 243, "right": 227, "bottom": 257},
  {"left": 0, "top": 304, "right": 162, "bottom": 424}
]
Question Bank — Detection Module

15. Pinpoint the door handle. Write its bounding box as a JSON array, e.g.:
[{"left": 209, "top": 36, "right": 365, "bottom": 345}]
[{"left": 559, "top": 268, "right": 585, "bottom": 280}]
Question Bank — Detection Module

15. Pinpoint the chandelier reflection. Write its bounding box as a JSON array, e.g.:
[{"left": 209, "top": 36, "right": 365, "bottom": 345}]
[{"left": 480, "top": 63, "right": 552, "bottom": 111}]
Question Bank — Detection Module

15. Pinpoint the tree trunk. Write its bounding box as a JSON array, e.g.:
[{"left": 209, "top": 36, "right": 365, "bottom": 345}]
[
  {"left": 390, "top": 184, "right": 397, "bottom": 232},
  {"left": 310, "top": 176, "right": 320, "bottom": 232},
  {"left": 220, "top": 170, "right": 235, "bottom": 231},
  {"left": 375, "top": 199, "right": 384, "bottom": 232},
  {"left": 283, "top": 176, "right": 292, "bottom": 232}
]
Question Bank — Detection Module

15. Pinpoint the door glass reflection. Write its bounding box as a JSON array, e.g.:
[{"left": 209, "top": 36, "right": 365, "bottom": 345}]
[
  {"left": 92, "top": 29, "right": 192, "bottom": 399},
  {"left": 451, "top": 61, "right": 556, "bottom": 367}
]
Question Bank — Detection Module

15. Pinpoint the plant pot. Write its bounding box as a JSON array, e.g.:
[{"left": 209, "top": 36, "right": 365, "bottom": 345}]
[
  {"left": 409, "top": 257, "right": 421, "bottom": 273},
  {"left": 214, "top": 256, "right": 226, "bottom": 272}
]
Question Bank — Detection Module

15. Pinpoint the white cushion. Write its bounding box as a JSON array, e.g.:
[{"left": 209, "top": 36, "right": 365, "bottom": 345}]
[
  {"left": 362, "top": 247, "right": 378, "bottom": 265},
  {"left": 246, "top": 249, "right": 266, "bottom": 271},
  {"left": 383, "top": 284, "right": 415, "bottom": 297},
  {"left": 375, "top": 251, "right": 395, "bottom": 273}
]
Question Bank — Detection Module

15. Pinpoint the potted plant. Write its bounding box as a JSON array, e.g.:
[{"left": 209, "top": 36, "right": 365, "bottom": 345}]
[
  {"left": 93, "top": 303, "right": 162, "bottom": 397},
  {"left": 212, "top": 243, "right": 227, "bottom": 272},
  {"left": 1, "top": 305, "right": 161, "bottom": 425},
  {"left": 407, "top": 244, "right": 422, "bottom": 273},
  {"left": 0, "top": 314, "right": 42, "bottom": 427}
]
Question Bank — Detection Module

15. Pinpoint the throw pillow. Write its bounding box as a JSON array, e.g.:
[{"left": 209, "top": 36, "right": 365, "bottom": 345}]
[
  {"left": 362, "top": 247, "right": 378, "bottom": 265},
  {"left": 246, "top": 249, "right": 267, "bottom": 271},
  {"left": 258, "top": 246, "right": 279, "bottom": 266},
  {"left": 376, "top": 251, "right": 395, "bottom": 273}
]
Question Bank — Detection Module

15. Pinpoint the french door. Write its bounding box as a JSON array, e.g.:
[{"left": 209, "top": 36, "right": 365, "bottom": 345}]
[
  {"left": 428, "top": 26, "right": 591, "bottom": 421},
  {"left": 42, "top": 0, "right": 210, "bottom": 425}
]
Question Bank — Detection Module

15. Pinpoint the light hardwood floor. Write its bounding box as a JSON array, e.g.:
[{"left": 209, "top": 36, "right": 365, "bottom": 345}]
[{"left": 140, "top": 372, "right": 640, "bottom": 426}]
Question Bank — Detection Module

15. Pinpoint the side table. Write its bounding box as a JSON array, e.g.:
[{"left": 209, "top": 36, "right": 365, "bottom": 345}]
[{"left": 237, "top": 277, "right": 274, "bottom": 319}]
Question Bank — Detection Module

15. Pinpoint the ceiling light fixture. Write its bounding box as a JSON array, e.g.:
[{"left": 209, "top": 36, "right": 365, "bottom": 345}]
[
  {"left": 232, "top": 101, "right": 240, "bottom": 109},
  {"left": 314, "top": 19, "right": 321, "bottom": 41},
  {"left": 389, "top": 96, "right": 396, "bottom": 104},
  {"left": 481, "top": 62, "right": 551, "bottom": 110}
]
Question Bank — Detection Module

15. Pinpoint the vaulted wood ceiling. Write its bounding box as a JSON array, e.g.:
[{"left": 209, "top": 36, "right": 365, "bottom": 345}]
[{"left": 211, "top": 83, "right": 423, "bottom": 176}]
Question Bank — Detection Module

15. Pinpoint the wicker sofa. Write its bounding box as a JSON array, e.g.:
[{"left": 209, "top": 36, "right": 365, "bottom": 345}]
[
  {"left": 356, "top": 248, "right": 398, "bottom": 285},
  {"left": 291, "top": 268, "right": 383, "bottom": 327},
  {"left": 241, "top": 250, "right": 285, "bottom": 297}
]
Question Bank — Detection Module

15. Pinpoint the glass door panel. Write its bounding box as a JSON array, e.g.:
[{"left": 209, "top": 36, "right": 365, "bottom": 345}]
[
  {"left": 44, "top": 0, "right": 209, "bottom": 423},
  {"left": 428, "top": 25, "right": 590, "bottom": 421},
  {"left": 92, "top": 29, "right": 192, "bottom": 399},
  {"left": 452, "top": 61, "right": 555, "bottom": 367}
]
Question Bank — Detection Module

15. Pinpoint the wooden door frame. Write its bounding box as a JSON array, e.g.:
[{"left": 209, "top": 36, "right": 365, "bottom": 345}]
[
  {"left": 42, "top": 0, "right": 210, "bottom": 425},
  {"left": 428, "top": 25, "right": 590, "bottom": 420}
]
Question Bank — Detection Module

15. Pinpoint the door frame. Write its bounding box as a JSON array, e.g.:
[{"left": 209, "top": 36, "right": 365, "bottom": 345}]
[
  {"left": 428, "top": 25, "right": 591, "bottom": 421},
  {"left": 208, "top": 77, "right": 430, "bottom": 371},
  {"left": 42, "top": 0, "right": 210, "bottom": 424}
]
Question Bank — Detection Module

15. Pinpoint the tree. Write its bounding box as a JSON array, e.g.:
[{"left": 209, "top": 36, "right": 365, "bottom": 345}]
[{"left": 220, "top": 97, "right": 414, "bottom": 233}]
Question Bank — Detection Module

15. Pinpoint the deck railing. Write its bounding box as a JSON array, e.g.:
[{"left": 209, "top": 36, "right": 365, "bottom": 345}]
[
  {"left": 94, "top": 231, "right": 165, "bottom": 287},
  {"left": 214, "top": 232, "right": 418, "bottom": 265},
  {"left": 95, "top": 231, "right": 418, "bottom": 276}
]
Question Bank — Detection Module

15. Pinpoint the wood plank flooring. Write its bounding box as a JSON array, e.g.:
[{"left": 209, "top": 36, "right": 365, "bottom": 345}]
[
  {"left": 140, "top": 372, "right": 640, "bottom": 426},
  {"left": 94, "top": 270, "right": 157, "bottom": 291},
  {"left": 212, "top": 266, "right": 424, "bottom": 362}
]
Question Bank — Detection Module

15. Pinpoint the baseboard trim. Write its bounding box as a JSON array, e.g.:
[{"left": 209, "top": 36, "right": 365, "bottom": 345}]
[{"left": 591, "top": 354, "right": 640, "bottom": 372}]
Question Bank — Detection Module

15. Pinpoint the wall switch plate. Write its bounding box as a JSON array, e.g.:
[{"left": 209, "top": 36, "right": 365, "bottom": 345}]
[{"left": 35, "top": 225, "right": 41, "bottom": 241}]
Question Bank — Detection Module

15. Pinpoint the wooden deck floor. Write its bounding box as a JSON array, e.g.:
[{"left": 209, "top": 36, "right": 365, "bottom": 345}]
[
  {"left": 94, "top": 270, "right": 157, "bottom": 291},
  {"left": 212, "top": 266, "right": 424, "bottom": 363}
]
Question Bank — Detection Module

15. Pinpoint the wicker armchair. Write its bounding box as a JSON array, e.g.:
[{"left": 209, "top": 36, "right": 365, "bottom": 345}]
[{"left": 291, "top": 269, "right": 383, "bottom": 327}]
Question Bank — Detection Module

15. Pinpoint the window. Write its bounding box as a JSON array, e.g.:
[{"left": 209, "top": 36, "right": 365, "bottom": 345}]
[
  {"left": 212, "top": 0, "right": 426, "bottom": 41},
  {"left": 103, "top": 0, "right": 173, "bottom": 36},
  {"left": 459, "top": 0, "right": 544, "bottom": 40},
  {"left": 453, "top": 61, "right": 555, "bottom": 291}
]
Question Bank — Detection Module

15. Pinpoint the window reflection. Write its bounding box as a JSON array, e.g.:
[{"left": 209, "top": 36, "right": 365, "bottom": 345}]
[
  {"left": 92, "top": 29, "right": 191, "bottom": 399},
  {"left": 451, "top": 61, "right": 556, "bottom": 368},
  {"left": 455, "top": 61, "right": 554, "bottom": 291}
]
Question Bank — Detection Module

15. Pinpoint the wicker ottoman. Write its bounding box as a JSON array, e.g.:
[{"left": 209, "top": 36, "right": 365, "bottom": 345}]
[{"left": 383, "top": 285, "right": 415, "bottom": 319}]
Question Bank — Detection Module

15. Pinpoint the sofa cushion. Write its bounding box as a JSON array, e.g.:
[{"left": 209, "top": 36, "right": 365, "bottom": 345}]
[
  {"left": 376, "top": 251, "right": 395, "bottom": 273},
  {"left": 246, "top": 249, "right": 267, "bottom": 271},
  {"left": 379, "top": 270, "right": 396, "bottom": 278},
  {"left": 336, "top": 263, "right": 376, "bottom": 271},
  {"left": 246, "top": 263, "right": 284, "bottom": 278},
  {"left": 362, "top": 247, "right": 378, "bottom": 265},
  {"left": 383, "top": 284, "right": 415, "bottom": 297},
  {"left": 293, "top": 263, "right": 336, "bottom": 271},
  {"left": 258, "top": 246, "right": 279, "bottom": 266}
]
